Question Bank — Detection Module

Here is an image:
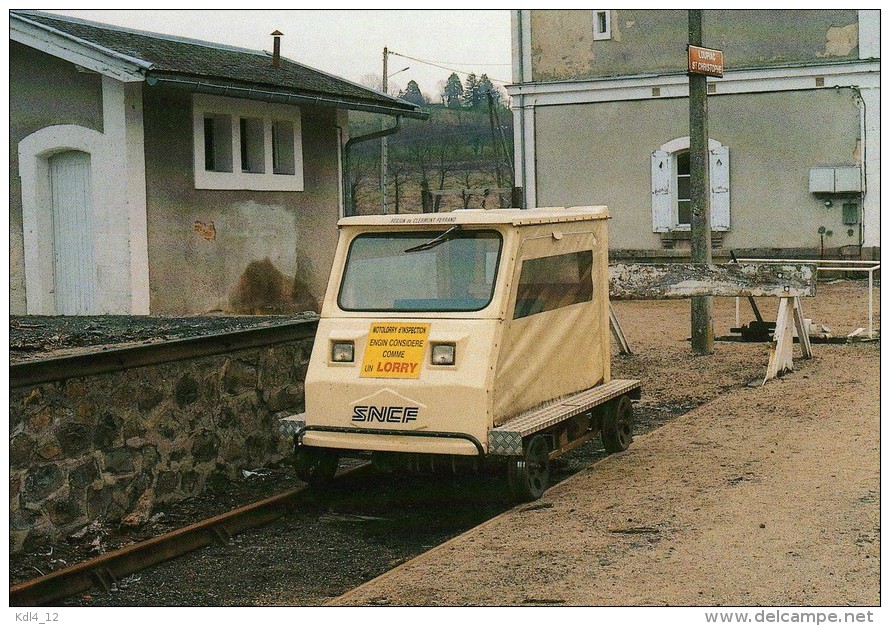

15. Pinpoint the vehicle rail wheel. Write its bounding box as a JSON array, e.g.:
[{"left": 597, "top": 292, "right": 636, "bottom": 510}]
[
  {"left": 508, "top": 434, "right": 551, "bottom": 502},
  {"left": 293, "top": 447, "right": 339, "bottom": 488},
  {"left": 602, "top": 394, "right": 634, "bottom": 453}
]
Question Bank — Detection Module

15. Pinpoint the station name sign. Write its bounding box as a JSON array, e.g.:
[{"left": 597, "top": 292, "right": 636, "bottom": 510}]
[{"left": 688, "top": 45, "right": 724, "bottom": 78}]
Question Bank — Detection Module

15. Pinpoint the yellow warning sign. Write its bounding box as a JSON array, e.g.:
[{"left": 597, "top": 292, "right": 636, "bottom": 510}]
[{"left": 360, "top": 322, "right": 430, "bottom": 379}]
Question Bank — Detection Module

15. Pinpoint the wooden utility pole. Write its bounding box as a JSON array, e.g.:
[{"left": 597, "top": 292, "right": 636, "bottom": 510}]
[
  {"left": 486, "top": 92, "right": 505, "bottom": 191},
  {"left": 381, "top": 46, "right": 389, "bottom": 214},
  {"left": 688, "top": 10, "right": 714, "bottom": 354}
]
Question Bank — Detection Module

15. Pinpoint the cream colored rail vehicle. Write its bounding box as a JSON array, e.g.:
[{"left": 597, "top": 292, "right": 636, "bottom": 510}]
[{"left": 280, "top": 206, "right": 640, "bottom": 501}]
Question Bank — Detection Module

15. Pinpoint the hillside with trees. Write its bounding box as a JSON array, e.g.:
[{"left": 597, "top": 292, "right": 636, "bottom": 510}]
[{"left": 348, "top": 73, "right": 514, "bottom": 215}]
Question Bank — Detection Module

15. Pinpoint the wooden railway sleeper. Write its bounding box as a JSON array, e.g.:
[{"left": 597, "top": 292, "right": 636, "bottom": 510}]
[
  {"left": 211, "top": 525, "right": 233, "bottom": 546},
  {"left": 91, "top": 567, "right": 117, "bottom": 593}
]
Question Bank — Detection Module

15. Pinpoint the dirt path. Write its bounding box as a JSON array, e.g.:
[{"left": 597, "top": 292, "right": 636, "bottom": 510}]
[{"left": 329, "top": 282, "right": 880, "bottom": 607}]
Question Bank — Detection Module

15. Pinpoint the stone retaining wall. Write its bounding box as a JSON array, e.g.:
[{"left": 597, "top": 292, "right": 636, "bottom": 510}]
[{"left": 9, "top": 332, "right": 313, "bottom": 553}]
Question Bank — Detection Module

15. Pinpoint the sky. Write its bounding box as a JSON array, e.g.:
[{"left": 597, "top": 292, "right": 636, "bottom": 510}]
[{"left": 46, "top": 9, "right": 514, "bottom": 101}]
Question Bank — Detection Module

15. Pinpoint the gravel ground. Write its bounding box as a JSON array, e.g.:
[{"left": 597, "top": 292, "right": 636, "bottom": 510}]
[
  {"left": 7, "top": 279, "right": 879, "bottom": 607},
  {"left": 9, "top": 314, "right": 317, "bottom": 364},
  {"left": 334, "top": 337, "right": 880, "bottom": 606}
]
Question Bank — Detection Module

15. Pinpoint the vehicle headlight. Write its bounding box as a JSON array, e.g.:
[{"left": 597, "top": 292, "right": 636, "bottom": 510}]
[
  {"left": 331, "top": 341, "right": 354, "bottom": 363},
  {"left": 431, "top": 343, "right": 456, "bottom": 365}
]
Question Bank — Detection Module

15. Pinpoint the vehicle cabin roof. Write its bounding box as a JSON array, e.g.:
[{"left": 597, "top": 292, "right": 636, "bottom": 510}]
[
  {"left": 338, "top": 207, "right": 610, "bottom": 228},
  {"left": 11, "top": 10, "right": 427, "bottom": 119}
]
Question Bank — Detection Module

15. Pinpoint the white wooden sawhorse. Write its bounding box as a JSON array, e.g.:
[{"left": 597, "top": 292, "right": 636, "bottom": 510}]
[
  {"left": 763, "top": 296, "right": 813, "bottom": 384},
  {"left": 609, "top": 304, "right": 632, "bottom": 355}
]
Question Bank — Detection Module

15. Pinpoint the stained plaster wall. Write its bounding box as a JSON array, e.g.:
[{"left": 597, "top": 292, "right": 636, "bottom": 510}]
[
  {"left": 533, "top": 88, "right": 863, "bottom": 252},
  {"left": 9, "top": 43, "right": 105, "bottom": 315},
  {"left": 141, "top": 87, "right": 343, "bottom": 315},
  {"left": 530, "top": 9, "right": 860, "bottom": 82}
]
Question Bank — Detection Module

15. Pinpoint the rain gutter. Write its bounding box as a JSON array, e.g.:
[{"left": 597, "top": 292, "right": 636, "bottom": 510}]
[{"left": 144, "top": 73, "right": 429, "bottom": 120}]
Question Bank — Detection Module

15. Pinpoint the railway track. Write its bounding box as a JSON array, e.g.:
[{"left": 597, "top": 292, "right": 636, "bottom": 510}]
[
  {"left": 11, "top": 484, "right": 307, "bottom": 606},
  {"left": 9, "top": 459, "right": 519, "bottom": 607},
  {"left": 10, "top": 462, "right": 372, "bottom": 607},
  {"left": 10, "top": 319, "right": 320, "bottom": 605},
  {"left": 10, "top": 395, "right": 679, "bottom": 607},
  {"left": 9, "top": 319, "right": 676, "bottom": 606}
]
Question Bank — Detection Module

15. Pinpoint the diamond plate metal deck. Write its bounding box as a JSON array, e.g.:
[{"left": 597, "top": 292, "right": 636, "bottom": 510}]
[
  {"left": 279, "top": 414, "right": 306, "bottom": 437},
  {"left": 488, "top": 430, "right": 524, "bottom": 456},
  {"left": 488, "top": 379, "right": 641, "bottom": 455}
]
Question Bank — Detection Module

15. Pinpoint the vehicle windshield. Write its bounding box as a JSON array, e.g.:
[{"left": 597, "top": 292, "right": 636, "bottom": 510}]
[{"left": 338, "top": 230, "right": 502, "bottom": 312}]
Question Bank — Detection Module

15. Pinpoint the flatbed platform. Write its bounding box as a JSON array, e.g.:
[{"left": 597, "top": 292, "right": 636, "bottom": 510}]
[{"left": 488, "top": 379, "right": 641, "bottom": 455}]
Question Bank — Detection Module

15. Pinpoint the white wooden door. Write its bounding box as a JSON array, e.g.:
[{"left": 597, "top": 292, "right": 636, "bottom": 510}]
[{"left": 49, "top": 150, "right": 96, "bottom": 314}]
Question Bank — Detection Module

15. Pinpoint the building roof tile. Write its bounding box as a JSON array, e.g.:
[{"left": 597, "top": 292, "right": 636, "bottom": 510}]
[{"left": 12, "top": 10, "right": 426, "bottom": 118}]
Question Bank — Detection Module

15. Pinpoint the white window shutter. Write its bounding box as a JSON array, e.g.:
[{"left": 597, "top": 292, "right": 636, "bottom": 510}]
[
  {"left": 651, "top": 150, "right": 672, "bottom": 232},
  {"left": 709, "top": 146, "right": 730, "bottom": 231}
]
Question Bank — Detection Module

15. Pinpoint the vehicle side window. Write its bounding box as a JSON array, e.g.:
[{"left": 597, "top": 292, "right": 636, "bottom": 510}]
[{"left": 513, "top": 250, "right": 593, "bottom": 319}]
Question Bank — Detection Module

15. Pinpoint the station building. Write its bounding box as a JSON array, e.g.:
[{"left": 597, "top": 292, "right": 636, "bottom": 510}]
[
  {"left": 507, "top": 10, "right": 880, "bottom": 261},
  {"left": 10, "top": 10, "right": 425, "bottom": 316}
]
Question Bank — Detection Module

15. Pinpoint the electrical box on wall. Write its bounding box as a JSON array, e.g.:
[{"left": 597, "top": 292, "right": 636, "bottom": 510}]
[
  {"left": 842, "top": 202, "right": 860, "bottom": 225},
  {"left": 809, "top": 166, "right": 861, "bottom": 194},
  {"left": 834, "top": 167, "right": 861, "bottom": 193},
  {"left": 809, "top": 168, "right": 834, "bottom": 193}
]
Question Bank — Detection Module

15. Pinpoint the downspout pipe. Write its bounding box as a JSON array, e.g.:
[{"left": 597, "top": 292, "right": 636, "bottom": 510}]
[
  {"left": 851, "top": 86, "right": 867, "bottom": 254},
  {"left": 343, "top": 116, "right": 403, "bottom": 217}
]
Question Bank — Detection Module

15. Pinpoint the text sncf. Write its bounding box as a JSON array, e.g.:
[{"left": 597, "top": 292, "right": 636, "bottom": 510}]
[{"left": 352, "top": 405, "right": 419, "bottom": 423}]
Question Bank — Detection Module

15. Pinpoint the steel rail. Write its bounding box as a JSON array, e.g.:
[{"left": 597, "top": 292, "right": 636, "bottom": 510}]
[
  {"left": 9, "top": 486, "right": 306, "bottom": 606},
  {"left": 10, "top": 319, "right": 319, "bottom": 389},
  {"left": 9, "top": 463, "right": 367, "bottom": 607}
]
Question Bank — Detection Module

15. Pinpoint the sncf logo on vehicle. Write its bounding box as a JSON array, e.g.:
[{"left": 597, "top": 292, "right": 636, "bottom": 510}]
[{"left": 352, "top": 405, "right": 419, "bottom": 424}]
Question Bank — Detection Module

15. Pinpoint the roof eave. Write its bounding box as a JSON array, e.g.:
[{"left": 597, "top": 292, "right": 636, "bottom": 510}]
[
  {"left": 145, "top": 72, "right": 430, "bottom": 119},
  {"left": 10, "top": 12, "right": 149, "bottom": 82}
]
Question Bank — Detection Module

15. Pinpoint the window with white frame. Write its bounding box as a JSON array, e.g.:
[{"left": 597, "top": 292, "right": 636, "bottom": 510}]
[
  {"left": 651, "top": 137, "right": 730, "bottom": 232},
  {"left": 593, "top": 10, "right": 612, "bottom": 41},
  {"left": 193, "top": 94, "right": 304, "bottom": 191},
  {"left": 272, "top": 120, "right": 296, "bottom": 175}
]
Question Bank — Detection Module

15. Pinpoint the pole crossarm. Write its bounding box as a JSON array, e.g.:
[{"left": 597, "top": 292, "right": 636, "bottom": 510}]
[{"left": 608, "top": 263, "right": 817, "bottom": 300}]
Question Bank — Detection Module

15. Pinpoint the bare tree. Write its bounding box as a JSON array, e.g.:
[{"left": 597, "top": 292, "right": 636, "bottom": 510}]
[
  {"left": 433, "top": 133, "right": 457, "bottom": 212},
  {"left": 388, "top": 159, "right": 412, "bottom": 214},
  {"left": 360, "top": 73, "right": 383, "bottom": 92},
  {"left": 459, "top": 170, "right": 477, "bottom": 209},
  {"left": 348, "top": 145, "right": 380, "bottom": 215}
]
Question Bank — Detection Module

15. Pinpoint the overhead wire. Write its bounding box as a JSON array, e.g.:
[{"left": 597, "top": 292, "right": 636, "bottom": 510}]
[{"left": 388, "top": 50, "right": 510, "bottom": 85}]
